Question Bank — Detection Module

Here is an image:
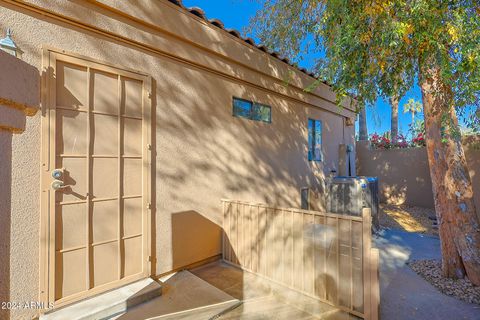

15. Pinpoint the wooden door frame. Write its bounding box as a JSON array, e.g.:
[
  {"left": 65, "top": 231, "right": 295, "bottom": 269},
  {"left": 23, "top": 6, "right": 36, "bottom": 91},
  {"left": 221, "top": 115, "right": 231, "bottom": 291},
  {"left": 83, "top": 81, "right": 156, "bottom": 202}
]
[{"left": 39, "top": 46, "right": 153, "bottom": 308}]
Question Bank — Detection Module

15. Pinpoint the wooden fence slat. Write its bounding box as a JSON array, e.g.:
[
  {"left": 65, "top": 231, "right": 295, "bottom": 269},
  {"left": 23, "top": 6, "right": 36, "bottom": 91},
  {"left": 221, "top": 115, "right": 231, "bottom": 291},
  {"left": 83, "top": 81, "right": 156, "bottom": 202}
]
[
  {"left": 252, "top": 205, "right": 259, "bottom": 273},
  {"left": 349, "top": 219, "right": 353, "bottom": 310},
  {"left": 282, "top": 209, "right": 286, "bottom": 284},
  {"left": 223, "top": 202, "right": 230, "bottom": 263},
  {"left": 335, "top": 217, "right": 340, "bottom": 306},
  {"left": 301, "top": 211, "right": 305, "bottom": 292},
  {"left": 259, "top": 206, "right": 267, "bottom": 275},
  {"left": 246, "top": 204, "right": 251, "bottom": 271},
  {"left": 304, "top": 213, "right": 315, "bottom": 295},
  {"left": 338, "top": 218, "right": 352, "bottom": 308},
  {"left": 234, "top": 202, "right": 238, "bottom": 264},
  {"left": 323, "top": 215, "right": 328, "bottom": 300},
  {"left": 228, "top": 202, "right": 232, "bottom": 263},
  {"left": 222, "top": 201, "right": 227, "bottom": 262},
  {"left": 325, "top": 216, "right": 338, "bottom": 303},
  {"left": 245, "top": 204, "right": 251, "bottom": 271},
  {"left": 293, "top": 210, "right": 303, "bottom": 290},
  {"left": 265, "top": 208, "right": 272, "bottom": 279},
  {"left": 313, "top": 215, "right": 326, "bottom": 300},
  {"left": 274, "top": 209, "right": 283, "bottom": 282},
  {"left": 240, "top": 203, "right": 245, "bottom": 267},
  {"left": 290, "top": 209, "right": 295, "bottom": 287},
  {"left": 370, "top": 248, "right": 380, "bottom": 320}
]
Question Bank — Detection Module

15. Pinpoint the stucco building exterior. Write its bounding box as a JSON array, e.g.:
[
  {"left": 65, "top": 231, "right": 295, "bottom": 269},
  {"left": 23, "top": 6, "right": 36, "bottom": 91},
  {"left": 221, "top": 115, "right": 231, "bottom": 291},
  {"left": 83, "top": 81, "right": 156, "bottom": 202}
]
[{"left": 0, "top": 1, "right": 357, "bottom": 319}]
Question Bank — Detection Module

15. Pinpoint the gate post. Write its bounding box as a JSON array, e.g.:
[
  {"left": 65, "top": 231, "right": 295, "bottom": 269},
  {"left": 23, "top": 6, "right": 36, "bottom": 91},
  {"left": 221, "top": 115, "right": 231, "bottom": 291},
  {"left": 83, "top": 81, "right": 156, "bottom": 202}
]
[{"left": 362, "top": 208, "right": 372, "bottom": 319}]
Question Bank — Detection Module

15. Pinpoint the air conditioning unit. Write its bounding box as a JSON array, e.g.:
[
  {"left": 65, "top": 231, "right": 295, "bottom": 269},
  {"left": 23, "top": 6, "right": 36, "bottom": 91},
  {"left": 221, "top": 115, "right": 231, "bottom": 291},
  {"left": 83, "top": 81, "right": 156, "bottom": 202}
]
[
  {"left": 300, "top": 187, "right": 321, "bottom": 211},
  {"left": 327, "top": 176, "right": 379, "bottom": 230}
]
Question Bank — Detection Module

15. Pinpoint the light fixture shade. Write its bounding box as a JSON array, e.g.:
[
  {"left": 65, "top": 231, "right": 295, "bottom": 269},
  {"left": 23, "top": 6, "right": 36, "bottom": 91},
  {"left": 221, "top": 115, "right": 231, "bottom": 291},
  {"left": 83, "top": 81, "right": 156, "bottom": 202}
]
[
  {"left": 345, "top": 117, "right": 355, "bottom": 127},
  {"left": 0, "top": 28, "right": 23, "bottom": 58}
]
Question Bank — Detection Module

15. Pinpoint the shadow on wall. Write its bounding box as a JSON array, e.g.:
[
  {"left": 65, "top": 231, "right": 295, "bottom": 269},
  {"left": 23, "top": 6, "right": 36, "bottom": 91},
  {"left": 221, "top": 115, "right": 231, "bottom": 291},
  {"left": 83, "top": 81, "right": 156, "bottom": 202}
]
[
  {"left": 171, "top": 211, "right": 222, "bottom": 270},
  {"left": 356, "top": 141, "right": 434, "bottom": 208},
  {"left": 0, "top": 132, "right": 12, "bottom": 320}
]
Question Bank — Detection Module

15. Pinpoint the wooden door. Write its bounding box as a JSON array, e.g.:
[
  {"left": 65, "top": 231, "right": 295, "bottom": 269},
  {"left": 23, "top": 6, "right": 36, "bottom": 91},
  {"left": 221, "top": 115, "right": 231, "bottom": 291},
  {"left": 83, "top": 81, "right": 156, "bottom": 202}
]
[{"left": 40, "top": 49, "right": 152, "bottom": 306}]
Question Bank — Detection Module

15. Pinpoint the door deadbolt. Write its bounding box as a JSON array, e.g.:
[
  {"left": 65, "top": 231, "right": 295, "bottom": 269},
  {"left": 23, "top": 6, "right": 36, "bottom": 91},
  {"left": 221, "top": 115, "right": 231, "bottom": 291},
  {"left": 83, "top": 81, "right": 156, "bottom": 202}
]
[{"left": 52, "top": 169, "right": 64, "bottom": 179}]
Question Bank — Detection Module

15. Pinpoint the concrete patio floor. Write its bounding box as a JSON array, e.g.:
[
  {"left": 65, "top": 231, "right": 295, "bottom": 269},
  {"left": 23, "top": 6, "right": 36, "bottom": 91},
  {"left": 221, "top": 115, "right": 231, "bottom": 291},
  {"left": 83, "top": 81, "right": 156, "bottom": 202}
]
[
  {"left": 191, "top": 261, "right": 357, "bottom": 320},
  {"left": 375, "top": 229, "right": 480, "bottom": 320}
]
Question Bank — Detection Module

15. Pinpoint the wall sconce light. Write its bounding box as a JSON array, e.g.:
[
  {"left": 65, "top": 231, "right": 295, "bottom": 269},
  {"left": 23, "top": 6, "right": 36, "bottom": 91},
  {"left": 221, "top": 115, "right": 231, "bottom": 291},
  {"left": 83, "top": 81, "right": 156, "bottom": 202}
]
[
  {"left": 0, "top": 28, "right": 23, "bottom": 59},
  {"left": 345, "top": 117, "right": 355, "bottom": 127}
]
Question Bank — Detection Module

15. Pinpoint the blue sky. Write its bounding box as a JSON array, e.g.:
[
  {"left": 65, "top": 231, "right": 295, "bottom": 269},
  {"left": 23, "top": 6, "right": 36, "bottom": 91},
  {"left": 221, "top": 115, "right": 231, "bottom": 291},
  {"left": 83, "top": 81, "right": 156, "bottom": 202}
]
[{"left": 182, "top": 0, "right": 471, "bottom": 137}]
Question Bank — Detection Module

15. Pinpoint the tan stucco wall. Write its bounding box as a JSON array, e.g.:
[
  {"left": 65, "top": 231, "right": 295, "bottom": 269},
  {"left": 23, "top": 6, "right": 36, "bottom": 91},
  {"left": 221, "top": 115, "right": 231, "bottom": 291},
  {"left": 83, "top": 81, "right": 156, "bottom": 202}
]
[
  {"left": 0, "top": 1, "right": 355, "bottom": 318},
  {"left": 357, "top": 140, "right": 480, "bottom": 220}
]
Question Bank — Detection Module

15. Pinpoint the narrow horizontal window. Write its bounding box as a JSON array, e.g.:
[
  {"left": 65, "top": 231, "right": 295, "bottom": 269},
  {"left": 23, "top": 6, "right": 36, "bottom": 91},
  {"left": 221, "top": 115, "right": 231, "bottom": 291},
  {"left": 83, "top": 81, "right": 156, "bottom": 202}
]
[
  {"left": 308, "top": 118, "right": 322, "bottom": 161},
  {"left": 232, "top": 97, "right": 271, "bottom": 123}
]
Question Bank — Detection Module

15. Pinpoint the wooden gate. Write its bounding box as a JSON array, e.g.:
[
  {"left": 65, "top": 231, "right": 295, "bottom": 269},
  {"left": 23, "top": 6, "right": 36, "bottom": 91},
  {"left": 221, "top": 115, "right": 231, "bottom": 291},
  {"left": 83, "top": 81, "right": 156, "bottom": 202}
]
[
  {"left": 222, "top": 199, "right": 379, "bottom": 320},
  {"left": 40, "top": 48, "right": 152, "bottom": 307}
]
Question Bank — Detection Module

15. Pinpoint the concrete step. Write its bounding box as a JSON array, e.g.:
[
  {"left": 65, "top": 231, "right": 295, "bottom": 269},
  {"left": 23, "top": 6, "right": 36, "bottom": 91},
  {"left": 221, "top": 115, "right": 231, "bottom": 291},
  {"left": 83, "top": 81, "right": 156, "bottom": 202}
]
[
  {"left": 142, "top": 300, "right": 242, "bottom": 320},
  {"left": 40, "top": 278, "right": 162, "bottom": 320},
  {"left": 111, "top": 270, "right": 241, "bottom": 320}
]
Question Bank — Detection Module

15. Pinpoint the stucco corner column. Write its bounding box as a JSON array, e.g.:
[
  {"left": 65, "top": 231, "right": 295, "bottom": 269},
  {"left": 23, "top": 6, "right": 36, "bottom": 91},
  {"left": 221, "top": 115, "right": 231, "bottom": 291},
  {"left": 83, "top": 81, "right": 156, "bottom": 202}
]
[
  {"left": 0, "top": 49, "right": 39, "bottom": 318},
  {"left": 0, "top": 49, "right": 39, "bottom": 133}
]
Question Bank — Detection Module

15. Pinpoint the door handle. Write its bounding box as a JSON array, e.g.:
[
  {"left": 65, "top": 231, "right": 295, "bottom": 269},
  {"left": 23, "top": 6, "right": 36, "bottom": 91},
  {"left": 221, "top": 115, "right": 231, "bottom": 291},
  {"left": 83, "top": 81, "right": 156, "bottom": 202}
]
[{"left": 51, "top": 180, "right": 71, "bottom": 190}]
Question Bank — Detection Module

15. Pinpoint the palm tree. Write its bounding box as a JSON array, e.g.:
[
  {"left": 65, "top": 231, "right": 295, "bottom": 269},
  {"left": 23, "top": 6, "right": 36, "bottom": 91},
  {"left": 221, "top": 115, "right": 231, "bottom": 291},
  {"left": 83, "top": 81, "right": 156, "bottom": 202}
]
[
  {"left": 358, "top": 107, "right": 368, "bottom": 140},
  {"left": 403, "top": 99, "right": 423, "bottom": 137}
]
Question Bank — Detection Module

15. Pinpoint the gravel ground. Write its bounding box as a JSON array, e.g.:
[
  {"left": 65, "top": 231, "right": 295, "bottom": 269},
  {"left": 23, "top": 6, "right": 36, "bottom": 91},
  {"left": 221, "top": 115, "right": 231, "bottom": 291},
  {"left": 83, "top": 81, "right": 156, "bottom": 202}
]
[
  {"left": 379, "top": 204, "right": 438, "bottom": 235},
  {"left": 408, "top": 259, "right": 480, "bottom": 305}
]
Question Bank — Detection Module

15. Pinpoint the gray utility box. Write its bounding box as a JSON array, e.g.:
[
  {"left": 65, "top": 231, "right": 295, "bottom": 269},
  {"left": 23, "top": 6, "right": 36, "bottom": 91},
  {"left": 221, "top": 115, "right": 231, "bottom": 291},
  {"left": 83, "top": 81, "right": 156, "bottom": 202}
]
[{"left": 327, "top": 176, "right": 379, "bottom": 230}]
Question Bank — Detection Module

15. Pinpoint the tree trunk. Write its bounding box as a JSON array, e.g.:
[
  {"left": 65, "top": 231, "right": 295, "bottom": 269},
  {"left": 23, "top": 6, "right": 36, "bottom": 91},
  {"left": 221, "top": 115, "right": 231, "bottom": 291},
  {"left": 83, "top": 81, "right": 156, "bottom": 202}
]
[
  {"left": 412, "top": 112, "right": 415, "bottom": 139},
  {"left": 358, "top": 107, "right": 368, "bottom": 140},
  {"left": 390, "top": 96, "right": 399, "bottom": 143},
  {"left": 420, "top": 65, "right": 480, "bottom": 285}
]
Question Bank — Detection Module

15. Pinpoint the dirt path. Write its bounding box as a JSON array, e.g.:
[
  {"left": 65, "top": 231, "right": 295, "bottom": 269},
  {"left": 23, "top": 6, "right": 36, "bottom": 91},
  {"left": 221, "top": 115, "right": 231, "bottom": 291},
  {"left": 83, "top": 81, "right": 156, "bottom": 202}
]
[{"left": 379, "top": 204, "right": 438, "bottom": 235}]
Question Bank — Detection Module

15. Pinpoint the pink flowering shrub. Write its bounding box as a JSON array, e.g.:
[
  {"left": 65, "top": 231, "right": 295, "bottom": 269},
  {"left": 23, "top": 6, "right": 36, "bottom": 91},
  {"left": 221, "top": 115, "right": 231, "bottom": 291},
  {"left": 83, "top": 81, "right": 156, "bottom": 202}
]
[
  {"left": 396, "top": 134, "right": 410, "bottom": 148},
  {"left": 370, "top": 132, "right": 425, "bottom": 149},
  {"left": 411, "top": 132, "right": 426, "bottom": 147}
]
